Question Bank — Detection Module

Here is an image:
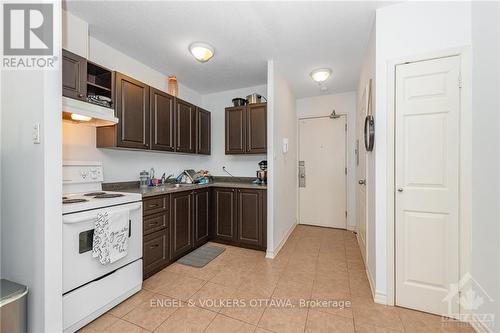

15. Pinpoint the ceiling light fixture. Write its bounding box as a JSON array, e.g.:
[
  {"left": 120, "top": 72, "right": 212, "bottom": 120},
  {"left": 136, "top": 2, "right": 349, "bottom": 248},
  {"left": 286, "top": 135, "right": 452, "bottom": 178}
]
[
  {"left": 310, "top": 68, "right": 332, "bottom": 82},
  {"left": 189, "top": 42, "right": 215, "bottom": 63},
  {"left": 71, "top": 113, "right": 92, "bottom": 122}
]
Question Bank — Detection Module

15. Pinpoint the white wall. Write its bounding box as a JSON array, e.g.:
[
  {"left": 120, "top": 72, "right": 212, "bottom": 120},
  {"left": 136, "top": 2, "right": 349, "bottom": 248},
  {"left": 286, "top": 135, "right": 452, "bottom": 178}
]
[
  {"left": 266, "top": 60, "right": 298, "bottom": 256},
  {"left": 356, "top": 21, "right": 376, "bottom": 289},
  {"left": 375, "top": 1, "right": 472, "bottom": 298},
  {"left": 470, "top": 2, "right": 499, "bottom": 331},
  {"left": 296, "top": 92, "right": 357, "bottom": 230},
  {"left": 62, "top": 10, "right": 264, "bottom": 181},
  {"left": 89, "top": 37, "right": 202, "bottom": 105},
  {"left": 1, "top": 4, "right": 62, "bottom": 332},
  {"left": 201, "top": 84, "right": 267, "bottom": 177},
  {"left": 62, "top": 9, "right": 88, "bottom": 58}
]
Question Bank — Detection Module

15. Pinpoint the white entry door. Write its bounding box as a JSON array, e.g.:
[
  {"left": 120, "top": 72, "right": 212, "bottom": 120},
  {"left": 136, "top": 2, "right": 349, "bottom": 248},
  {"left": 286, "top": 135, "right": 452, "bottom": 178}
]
[
  {"left": 395, "top": 56, "right": 460, "bottom": 316},
  {"left": 299, "top": 116, "right": 346, "bottom": 229}
]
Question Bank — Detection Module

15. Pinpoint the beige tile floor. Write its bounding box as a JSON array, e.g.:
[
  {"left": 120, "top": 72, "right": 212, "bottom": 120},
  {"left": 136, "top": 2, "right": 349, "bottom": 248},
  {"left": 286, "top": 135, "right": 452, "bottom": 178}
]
[{"left": 78, "top": 225, "right": 475, "bottom": 333}]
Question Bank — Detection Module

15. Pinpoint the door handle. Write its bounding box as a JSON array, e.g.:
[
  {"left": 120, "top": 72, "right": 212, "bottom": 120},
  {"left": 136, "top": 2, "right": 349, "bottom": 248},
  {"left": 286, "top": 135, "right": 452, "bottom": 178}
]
[
  {"left": 358, "top": 179, "right": 366, "bottom": 185},
  {"left": 298, "top": 161, "right": 306, "bottom": 188},
  {"left": 397, "top": 188, "right": 403, "bottom": 192}
]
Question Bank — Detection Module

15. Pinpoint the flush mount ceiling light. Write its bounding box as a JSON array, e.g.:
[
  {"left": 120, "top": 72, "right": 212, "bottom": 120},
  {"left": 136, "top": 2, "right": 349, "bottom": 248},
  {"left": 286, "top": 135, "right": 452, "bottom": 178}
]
[
  {"left": 310, "top": 68, "right": 332, "bottom": 82},
  {"left": 189, "top": 42, "right": 215, "bottom": 63}
]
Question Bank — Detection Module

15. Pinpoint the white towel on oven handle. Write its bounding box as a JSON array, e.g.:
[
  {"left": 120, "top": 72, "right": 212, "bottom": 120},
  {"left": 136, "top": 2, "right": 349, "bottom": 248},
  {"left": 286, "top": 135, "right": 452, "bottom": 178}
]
[{"left": 92, "top": 209, "right": 130, "bottom": 265}]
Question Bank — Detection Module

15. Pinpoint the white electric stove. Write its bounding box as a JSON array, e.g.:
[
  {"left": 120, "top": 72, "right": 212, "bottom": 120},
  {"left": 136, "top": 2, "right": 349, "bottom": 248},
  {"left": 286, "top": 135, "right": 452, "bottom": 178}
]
[
  {"left": 62, "top": 161, "right": 143, "bottom": 333},
  {"left": 62, "top": 161, "right": 141, "bottom": 214}
]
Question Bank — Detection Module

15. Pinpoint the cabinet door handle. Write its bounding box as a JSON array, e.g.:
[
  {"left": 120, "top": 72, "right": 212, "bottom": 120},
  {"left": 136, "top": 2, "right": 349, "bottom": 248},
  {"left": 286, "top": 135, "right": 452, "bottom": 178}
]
[
  {"left": 148, "top": 203, "right": 159, "bottom": 208},
  {"left": 150, "top": 243, "right": 160, "bottom": 249},
  {"left": 78, "top": 93, "right": 84, "bottom": 98}
]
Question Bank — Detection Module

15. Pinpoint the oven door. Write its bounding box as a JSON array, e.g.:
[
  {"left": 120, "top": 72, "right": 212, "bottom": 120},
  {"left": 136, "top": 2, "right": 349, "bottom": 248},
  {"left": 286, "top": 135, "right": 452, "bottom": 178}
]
[{"left": 62, "top": 202, "right": 142, "bottom": 294}]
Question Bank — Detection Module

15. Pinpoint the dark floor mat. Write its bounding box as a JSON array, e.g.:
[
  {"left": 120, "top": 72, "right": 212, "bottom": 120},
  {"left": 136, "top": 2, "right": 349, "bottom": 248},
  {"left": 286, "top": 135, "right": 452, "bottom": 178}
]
[{"left": 177, "top": 244, "right": 225, "bottom": 268}]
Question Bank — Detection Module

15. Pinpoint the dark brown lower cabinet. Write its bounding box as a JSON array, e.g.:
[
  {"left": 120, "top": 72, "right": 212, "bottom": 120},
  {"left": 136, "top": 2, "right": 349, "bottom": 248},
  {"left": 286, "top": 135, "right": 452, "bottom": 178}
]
[
  {"left": 212, "top": 187, "right": 266, "bottom": 250},
  {"left": 142, "top": 187, "right": 266, "bottom": 279},
  {"left": 212, "top": 188, "right": 237, "bottom": 242},
  {"left": 171, "top": 191, "right": 194, "bottom": 259},
  {"left": 194, "top": 189, "right": 210, "bottom": 247},
  {"left": 237, "top": 189, "right": 263, "bottom": 248},
  {"left": 142, "top": 194, "right": 170, "bottom": 279},
  {"left": 143, "top": 228, "right": 169, "bottom": 279}
]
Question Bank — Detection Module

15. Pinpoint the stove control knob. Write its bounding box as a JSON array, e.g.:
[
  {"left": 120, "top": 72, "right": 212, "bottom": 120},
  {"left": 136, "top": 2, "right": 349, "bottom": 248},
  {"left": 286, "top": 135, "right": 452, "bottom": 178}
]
[{"left": 80, "top": 170, "right": 88, "bottom": 179}]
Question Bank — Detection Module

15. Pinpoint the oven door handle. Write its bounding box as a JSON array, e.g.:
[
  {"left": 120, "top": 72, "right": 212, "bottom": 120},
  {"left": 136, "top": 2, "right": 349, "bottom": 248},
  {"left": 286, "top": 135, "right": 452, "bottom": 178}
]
[{"left": 63, "top": 203, "right": 142, "bottom": 224}]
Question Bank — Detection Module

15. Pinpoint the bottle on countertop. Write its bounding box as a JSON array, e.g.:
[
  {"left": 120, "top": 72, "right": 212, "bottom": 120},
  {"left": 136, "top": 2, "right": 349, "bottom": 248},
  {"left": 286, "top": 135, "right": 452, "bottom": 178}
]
[
  {"left": 149, "top": 167, "right": 155, "bottom": 186},
  {"left": 139, "top": 170, "right": 149, "bottom": 188}
]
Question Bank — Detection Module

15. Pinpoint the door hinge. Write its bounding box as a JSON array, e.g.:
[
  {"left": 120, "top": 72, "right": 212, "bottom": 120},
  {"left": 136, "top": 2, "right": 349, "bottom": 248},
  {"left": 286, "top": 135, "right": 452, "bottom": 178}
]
[
  {"left": 345, "top": 123, "right": 348, "bottom": 131},
  {"left": 458, "top": 76, "right": 462, "bottom": 89},
  {"left": 345, "top": 167, "right": 347, "bottom": 175},
  {"left": 345, "top": 211, "right": 348, "bottom": 218}
]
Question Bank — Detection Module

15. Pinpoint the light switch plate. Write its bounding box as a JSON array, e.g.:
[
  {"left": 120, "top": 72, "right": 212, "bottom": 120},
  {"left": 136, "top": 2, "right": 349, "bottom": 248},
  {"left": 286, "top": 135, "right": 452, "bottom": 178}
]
[
  {"left": 33, "top": 123, "right": 40, "bottom": 144},
  {"left": 282, "top": 138, "right": 289, "bottom": 153}
]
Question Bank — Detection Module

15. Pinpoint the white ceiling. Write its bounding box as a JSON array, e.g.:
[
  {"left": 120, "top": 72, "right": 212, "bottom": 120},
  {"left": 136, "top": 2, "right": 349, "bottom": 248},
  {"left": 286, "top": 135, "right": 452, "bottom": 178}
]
[{"left": 64, "top": 1, "right": 391, "bottom": 98}]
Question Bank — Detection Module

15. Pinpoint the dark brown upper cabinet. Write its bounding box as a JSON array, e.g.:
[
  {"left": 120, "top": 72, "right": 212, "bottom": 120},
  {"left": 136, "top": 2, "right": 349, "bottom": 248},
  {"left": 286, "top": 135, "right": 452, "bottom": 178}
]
[
  {"left": 194, "top": 189, "right": 210, "bottom": 247},
  {"left": 225, "top": 106, "right": 246, "bottom": 154},
  {"left": 212, "top": 188, "right": 237, "bottom": 242},
  {"left": 113, "top": 72, "right": 150, "bottom": 149},
  {"left": 150, "top": 88, "right": 175, "bottom": 151},
  {"left": 225, "top": 103, "right": 267, "bottom": 154},
  {"left": 62, "top": 49, "right": 87, "bottom": 101},
  {"left": 175, "top": 99, "right": 197, "bottom": 153},
  {"left": 94, "top": 68, "right": 210, "bottom": 155},
  {"left": 197, "top": 108, "right": 211, "bottom": 155},
  {"left": 236, "top": 189, "right": 263, "bottom": 248},
  {"left": 87, "top": 61, "right": 114, "bottom": 106},
  {"left": 246, "top": 103, "right": 267, "bottom": 154},
  {"left": 171, "top": 191, "right": 194, "bottom": 259}
]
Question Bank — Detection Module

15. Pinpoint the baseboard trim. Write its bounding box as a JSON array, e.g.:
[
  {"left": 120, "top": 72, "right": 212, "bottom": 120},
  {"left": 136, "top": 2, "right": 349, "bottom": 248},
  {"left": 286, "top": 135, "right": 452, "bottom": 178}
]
[
  {"left": 265, "top": 222, "right": 297, "bottom": 259},
  {"left": 347, "top": 224, "right": 357, "bottom": 232},
  {"left": 365, "top": 265, "right": 387, "bottom": 305},
  {"left": 373, "top": 291, "right": 387, "bottom": 305},
  {"left": 469, "top": 314, "right": 493, "bottom": 333}
]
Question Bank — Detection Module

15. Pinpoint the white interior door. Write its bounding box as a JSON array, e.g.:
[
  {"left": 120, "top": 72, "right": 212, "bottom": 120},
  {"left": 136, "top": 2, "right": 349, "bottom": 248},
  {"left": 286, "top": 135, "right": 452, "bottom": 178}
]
[
  {"left": 356, "top": 86, "right": 368, "bottom": 255},
  {"left": 299, "top": 116, "right": 346, "bottom": 229},
  {"left": 395, "top": 56, "right": 460, "bottom": 316}
]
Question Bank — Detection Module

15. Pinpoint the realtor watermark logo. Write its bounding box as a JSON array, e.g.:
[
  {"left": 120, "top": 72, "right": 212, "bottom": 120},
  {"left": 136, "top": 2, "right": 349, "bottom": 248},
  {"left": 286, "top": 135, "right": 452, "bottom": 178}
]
[
  {"left": 2, "top": 3, "right": 57, "bottom": 69},
  {"left": 442, "top": 273, "right": 495, "bottom": 325}
]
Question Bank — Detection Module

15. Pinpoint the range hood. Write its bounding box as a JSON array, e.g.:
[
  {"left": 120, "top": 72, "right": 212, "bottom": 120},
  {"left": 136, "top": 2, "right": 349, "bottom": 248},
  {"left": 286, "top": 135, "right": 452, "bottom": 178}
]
[{"left": 62, "top": 96, "right": 118, "bottom": 127}]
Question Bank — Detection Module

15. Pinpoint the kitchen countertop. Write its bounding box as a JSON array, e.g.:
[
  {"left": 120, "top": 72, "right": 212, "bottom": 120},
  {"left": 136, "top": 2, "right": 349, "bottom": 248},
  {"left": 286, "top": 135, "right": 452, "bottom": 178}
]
[{"left": 105, "top": 180, "right": 266, "bottom": 198}]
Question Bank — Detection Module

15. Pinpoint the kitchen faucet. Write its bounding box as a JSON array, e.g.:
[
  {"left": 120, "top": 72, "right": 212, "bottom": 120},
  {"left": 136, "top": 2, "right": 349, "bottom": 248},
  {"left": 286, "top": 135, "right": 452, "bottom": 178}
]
[{"left": 161, "top": 173, "right": 175, "bottom": 184}]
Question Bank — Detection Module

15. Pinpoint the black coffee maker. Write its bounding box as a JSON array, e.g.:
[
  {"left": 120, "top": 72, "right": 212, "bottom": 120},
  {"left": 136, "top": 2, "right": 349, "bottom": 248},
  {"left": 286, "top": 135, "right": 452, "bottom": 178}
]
[{"left": 256, "top": 160, "right": 267, "bottom": 184}]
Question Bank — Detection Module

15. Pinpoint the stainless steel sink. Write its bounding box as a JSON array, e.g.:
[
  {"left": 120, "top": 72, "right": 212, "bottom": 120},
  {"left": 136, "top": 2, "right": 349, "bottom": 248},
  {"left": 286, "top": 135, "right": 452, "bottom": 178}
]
[{"left": 167, "top": 183, "right": 195, "bottom": 188}]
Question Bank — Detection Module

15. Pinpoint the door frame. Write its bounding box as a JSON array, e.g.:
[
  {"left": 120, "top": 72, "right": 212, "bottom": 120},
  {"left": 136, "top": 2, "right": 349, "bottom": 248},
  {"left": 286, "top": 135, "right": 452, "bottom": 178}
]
[
  {"left": 356, "top": 81, "right": 370, "bottom": 265},
  {"left": 386, "top": 47, "right": 472, "bottom": 315},
  {"left": 297, "top": 114, "right": 348, "bottom": 229}
]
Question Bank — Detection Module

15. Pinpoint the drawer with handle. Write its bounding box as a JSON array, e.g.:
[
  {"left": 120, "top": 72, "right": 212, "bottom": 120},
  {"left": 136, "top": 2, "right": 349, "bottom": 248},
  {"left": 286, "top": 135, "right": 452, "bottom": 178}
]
[
  {"left": 143, "top": 211, "right": 168, "bottom": 236},
  {"left": 143, "top": 195, "right": 168, "bottom": 215},
  {"left": 143, "top": 228, "right": 169, "bottom": 279}
]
